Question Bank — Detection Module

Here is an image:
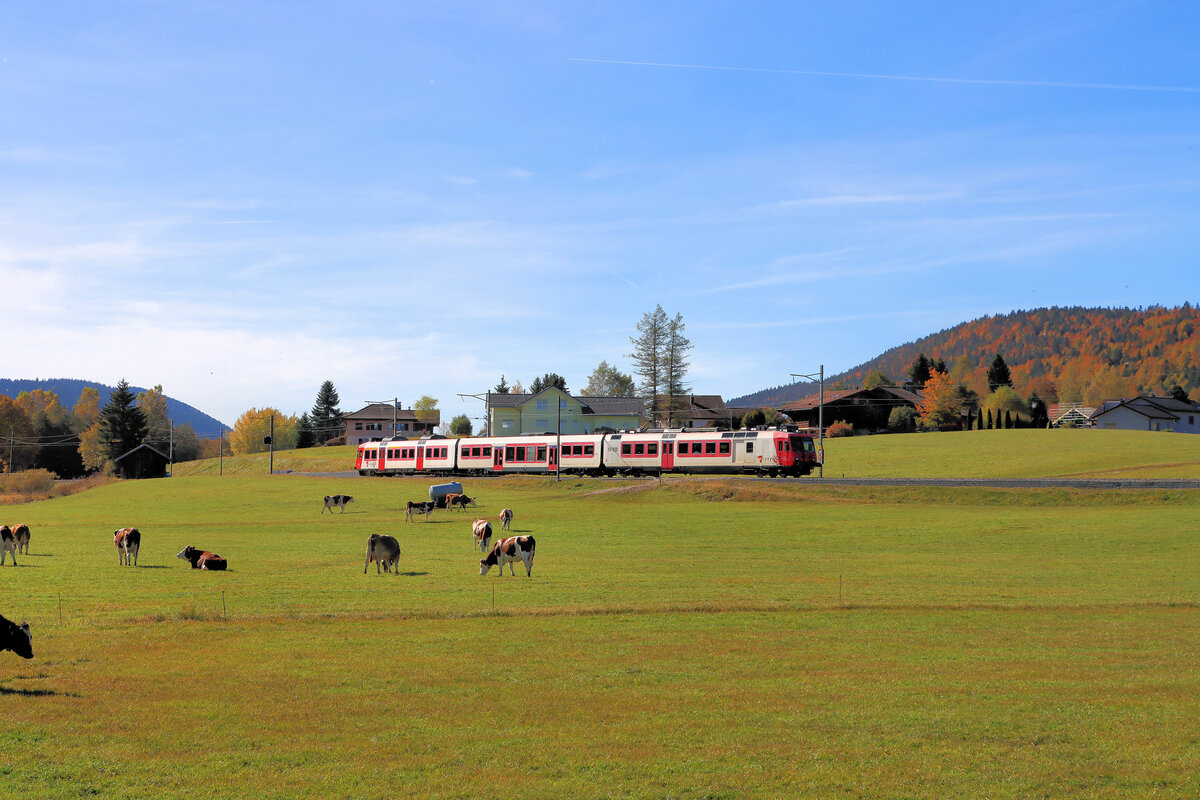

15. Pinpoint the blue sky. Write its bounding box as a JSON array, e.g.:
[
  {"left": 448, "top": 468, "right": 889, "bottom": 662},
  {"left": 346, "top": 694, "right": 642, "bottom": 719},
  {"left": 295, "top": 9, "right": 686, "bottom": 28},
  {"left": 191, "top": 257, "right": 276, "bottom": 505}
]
[{"left": 2, "top": 1, "right": 1197, "bottom": 430}]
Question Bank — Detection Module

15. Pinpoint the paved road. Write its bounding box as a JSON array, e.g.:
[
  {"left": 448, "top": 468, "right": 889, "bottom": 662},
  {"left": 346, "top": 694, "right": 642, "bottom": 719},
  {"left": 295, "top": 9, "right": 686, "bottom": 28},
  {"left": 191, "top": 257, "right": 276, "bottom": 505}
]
[{"left": 289, "top": 471, "right": 1200, "bottom": 490}]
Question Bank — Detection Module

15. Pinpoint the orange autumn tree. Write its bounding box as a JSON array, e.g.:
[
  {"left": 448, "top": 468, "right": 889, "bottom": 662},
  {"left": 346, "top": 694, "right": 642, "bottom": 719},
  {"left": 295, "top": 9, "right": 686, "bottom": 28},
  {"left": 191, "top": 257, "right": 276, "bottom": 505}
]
[{"left": 916, "top": 370, "right": 960, "bottom": 431}]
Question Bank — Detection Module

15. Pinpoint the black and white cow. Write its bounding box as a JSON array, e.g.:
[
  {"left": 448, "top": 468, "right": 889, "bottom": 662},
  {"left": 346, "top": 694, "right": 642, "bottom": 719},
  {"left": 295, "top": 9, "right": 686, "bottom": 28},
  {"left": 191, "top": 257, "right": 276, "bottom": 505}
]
[
  {"left": 0, "top": 525, "right": 15, "bottom": 566},
  {"left": 364, "top": 534, "right": 401, "bottom": 575},
  {"left": 0, "top": 614, "right": 32, "bottom": 659},
  {"left": 10, "top": 524, "right": 30, "bottom": 555},
  {"left": 114, "top": 528, "right": 141, "bottom": 566},
  {"left": 499, "top": 508, "right": 513, "bottom": 531},
  {"left": 405, "top": 500, "right": 435, "bottom": 522},
  {"left": 479, "top": 535, "right": 536, "bottom": 577},
  {"left": 322, "top": 495, "right": 355, "bottom": 514},
  {"left": 176, "top": 546, "right": 228, "bottom": 571},
  {"left": 471, "top": 519, "right": 493, "bottom": 552}
]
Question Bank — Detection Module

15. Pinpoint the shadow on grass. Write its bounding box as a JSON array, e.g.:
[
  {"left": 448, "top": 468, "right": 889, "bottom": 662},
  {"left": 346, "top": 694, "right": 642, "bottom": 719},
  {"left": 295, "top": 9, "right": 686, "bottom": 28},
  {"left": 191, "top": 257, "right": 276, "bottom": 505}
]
[
  {"left": 138, "top": 565, "right": 170, "bottom": 569},
  {"left": 0, "top": 685, "right": 80, "bottom": 698},
  {"left": 396, "top": 571, "right": 430, "bottom": 577}
]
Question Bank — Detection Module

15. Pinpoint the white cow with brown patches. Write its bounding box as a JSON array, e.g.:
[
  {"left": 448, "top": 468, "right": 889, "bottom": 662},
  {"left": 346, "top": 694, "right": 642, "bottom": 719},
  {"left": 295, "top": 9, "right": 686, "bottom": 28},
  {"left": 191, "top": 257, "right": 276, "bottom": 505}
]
[
  {"left": 480, "top": 535, "right": 535, "bottom": 577},
  {"left": 471, "top": 519, "right": 492, "bottom": 552}
]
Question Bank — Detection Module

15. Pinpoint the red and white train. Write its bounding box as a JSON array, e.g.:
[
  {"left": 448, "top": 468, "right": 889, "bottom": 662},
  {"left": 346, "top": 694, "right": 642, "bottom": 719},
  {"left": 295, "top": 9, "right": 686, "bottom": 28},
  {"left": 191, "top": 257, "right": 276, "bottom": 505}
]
[{"left": 355, "top": 428, "right": 818, "bottom": 478}]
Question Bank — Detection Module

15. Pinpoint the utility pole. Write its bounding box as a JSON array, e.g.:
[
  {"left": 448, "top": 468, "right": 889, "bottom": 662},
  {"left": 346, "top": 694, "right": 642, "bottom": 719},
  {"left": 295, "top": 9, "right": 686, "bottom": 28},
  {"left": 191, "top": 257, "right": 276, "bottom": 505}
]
[
  {"left": 365, "top": 398, "right": 400, "bottom": 437},
  {"left": 555, "top": 395, "right": 561, "bottom": 482},
  {"left": 219, "top": 430, "right": 224, "bottom": 476},
  {"left": 790, "top": 365, "right": 825, "bottom": 479},
  {"left": 168, "top": 419, "right": 174, "bottom": 477},
  {"left": 268, "top": 414, "right": 275, "bottom": 475}
]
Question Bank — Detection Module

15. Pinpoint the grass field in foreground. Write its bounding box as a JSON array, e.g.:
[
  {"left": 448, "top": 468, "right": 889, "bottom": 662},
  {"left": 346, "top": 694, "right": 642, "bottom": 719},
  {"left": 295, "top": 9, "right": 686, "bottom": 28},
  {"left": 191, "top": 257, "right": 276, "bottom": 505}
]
[
  {"left": 1, "top": 475, "right": 1198, "bottom": 798},
  {"left": 170, "top": 428, "right": 1200, "bottom": 480}
]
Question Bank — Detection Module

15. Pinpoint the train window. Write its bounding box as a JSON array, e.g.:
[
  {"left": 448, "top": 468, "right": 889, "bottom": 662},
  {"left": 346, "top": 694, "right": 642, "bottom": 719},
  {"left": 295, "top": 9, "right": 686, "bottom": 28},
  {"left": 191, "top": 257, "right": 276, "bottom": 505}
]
[
  {"left": 705, "top": 442, "right": 716, "bottom": 454},
  {"left": 622, "top": 443, "right": 631, "bottom": 456},
  {"left": 506, "top": 446, "right": 515, "bottom": 461},
  {"left": 634, "top": 443, "right": 644, "bottom": 455},
  {"left": 719, "top": 442, "right": 730, "bottom": 455},
  {"left": 584, "top": 444, "right": 594, "bottom": 455},
  {"left": 483, "top": 446, "right": 492, "bottom": 456},
  {"left": 574, "top": 445, "right": 584, "bottom": 455},
  {"left": 472, "top": 447, "right": 481, "bottom": 457},
  {"left": 777, "top": 441, "right": 784, "bottom": 451},
  {"left": 537, "top": 446, "right": 547, "bottom": 462},
  {"left": 746, "top": 441, "right": 755, "bottom": 453},
  {"left": 648, "top": 443, "right": 658, "bottom": 455}
]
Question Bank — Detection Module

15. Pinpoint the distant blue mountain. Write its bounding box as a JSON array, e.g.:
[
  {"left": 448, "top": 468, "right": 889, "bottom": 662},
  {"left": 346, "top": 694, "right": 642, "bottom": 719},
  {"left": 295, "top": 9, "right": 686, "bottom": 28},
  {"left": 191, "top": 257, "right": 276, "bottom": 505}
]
[{"left": 0, "top": 378, "right": 229, "bottom": 437}]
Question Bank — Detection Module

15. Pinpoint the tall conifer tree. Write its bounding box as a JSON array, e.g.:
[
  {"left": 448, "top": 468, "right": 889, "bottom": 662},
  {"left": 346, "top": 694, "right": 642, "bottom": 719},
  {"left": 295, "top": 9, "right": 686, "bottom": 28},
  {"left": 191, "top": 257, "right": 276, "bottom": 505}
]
[
  {"left": 310, "top": 381, "right": 343, "bottom": 445},
  {"left": 98, "top": 379, "right": 148, "bottom": 460}
]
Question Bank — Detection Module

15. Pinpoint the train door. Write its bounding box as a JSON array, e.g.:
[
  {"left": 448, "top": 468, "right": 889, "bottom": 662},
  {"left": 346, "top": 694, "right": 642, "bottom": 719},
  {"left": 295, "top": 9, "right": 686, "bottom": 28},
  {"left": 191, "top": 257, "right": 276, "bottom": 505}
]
[
  {"left": 662, "top": 441, "right": 674, "bottom": 470},
  {"left": 416, "top": 445, "right": 424, "bottom": 471},
  {"left": 549, "top": 446, "right": 558, "bottom": 472},
  {"left": 493, "top": 446, "right": 504, "bottom": 472}
]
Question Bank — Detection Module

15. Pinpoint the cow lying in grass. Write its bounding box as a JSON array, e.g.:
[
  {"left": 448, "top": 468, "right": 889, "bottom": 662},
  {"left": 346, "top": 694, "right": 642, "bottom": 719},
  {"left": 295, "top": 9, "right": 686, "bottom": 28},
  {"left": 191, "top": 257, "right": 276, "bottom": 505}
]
[
  {"left": 364, "top": 534, "right": 401, "bottom": 575},
  {"left": 0, "top": 526, "right": 15, "bottom": 566},
  {"left": 405, "top": 500, "right": 435, "bottom": 522},
  {"left": 480, "top": 535, "right": 536, "bottom": 577},
  {"left": 176, "top": 546, "right": 228, "bottom": 571},
  {"left": 0, "top": 614, "right": 32, "bottom": 660},
  {"left": 10, "top": 524, "right": 30, "bottom": 555},
  {"left": 471, "top": 519, "right": 492, "bottom": 552},
  {"left": 114, "top": 528, "right": 141, "bottom": 566}
]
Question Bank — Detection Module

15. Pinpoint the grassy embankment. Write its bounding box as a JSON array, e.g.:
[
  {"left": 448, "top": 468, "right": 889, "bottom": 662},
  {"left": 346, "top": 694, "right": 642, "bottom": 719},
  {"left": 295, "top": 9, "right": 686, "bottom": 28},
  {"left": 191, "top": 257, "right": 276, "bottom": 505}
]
[{"left": 1, "top": 431, "right": 1197, "bottom": 798}]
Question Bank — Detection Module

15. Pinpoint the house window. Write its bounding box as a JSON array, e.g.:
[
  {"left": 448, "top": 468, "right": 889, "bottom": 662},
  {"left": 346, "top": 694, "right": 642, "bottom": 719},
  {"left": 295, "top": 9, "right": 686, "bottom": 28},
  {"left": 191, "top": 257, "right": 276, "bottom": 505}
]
[
  {"left": 560, "top": 400, "right": 568, "bottom": 410},
  {"left": 536, "top": 419, "right": 548, "bottom": 429},
  {"left": 537, "top": 400, "right": 548, "bottom": 411},
  {"left": 502, "top": 420, "right": 514, "bottom": 429}
]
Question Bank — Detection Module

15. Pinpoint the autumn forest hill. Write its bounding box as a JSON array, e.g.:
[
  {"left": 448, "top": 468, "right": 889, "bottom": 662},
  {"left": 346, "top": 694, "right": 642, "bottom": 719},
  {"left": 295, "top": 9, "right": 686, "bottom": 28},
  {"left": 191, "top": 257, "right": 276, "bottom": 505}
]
[{"left": 733, "top": 305, "right": 1200, "bottom": 408}]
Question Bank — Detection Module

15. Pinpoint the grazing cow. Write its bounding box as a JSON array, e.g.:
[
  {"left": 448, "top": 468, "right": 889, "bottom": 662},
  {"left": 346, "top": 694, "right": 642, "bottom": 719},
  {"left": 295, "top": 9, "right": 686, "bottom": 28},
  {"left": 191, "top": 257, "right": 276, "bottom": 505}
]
[
  {"left": 364, "top": 534, "right": 402, "bottom": 575},
  {"left": 0, "top": 614, "right": 32, "bottom": 660},
  {"left": 447, "top": 493, "right": 476, "bottom": 511},
  {"left": 405, "top": 500, "right": 435, "bottom": 522},
  {"left": 0, "top": 526, "right": 15, "bottom": 566},
  {"left": 322, "top": 495, "right": 355, "bottom": 514},
  {"left": 176, "top": 546, "right": 228, "bottom": 571},
  {"left": 114, "top": 528, "right": 141, "bottom": 566},
  {"left": 471, "top": 519, "right": 493, "bottom": 552},
  {"left": 479, "top": 535, "right": 536, "bottom": 577},
  {"left": 10, "top": 524, "right": 30, "bottom": 555},
  {"left": 499, "top": 508, "right": 514, "bottom": 531}
]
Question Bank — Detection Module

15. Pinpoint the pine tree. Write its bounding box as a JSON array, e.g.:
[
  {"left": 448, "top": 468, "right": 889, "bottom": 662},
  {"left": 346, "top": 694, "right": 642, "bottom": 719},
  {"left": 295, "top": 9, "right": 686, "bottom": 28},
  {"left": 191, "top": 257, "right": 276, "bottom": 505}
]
[
  {"left": 908, "top": 354, "right": 932, "bottom": 386},
  {"left": 529, "top": 373, "right": 568, "bottom": 395},
  {"left": 310, "top": 381, "right": 343, "bottom": 446},
  {"left": 987, "top": 354, "right": 1013, "bottom": 390},
  {"left": 493, "top": 375, "right": 510, "bottom": 394},
  {"left": 295, "top": 412, "right": 316, "bottom": 449},
  {"left": 628, "top": 305, "right": 669, "bottom": 425},
  {"left": 663, "top": 312, "right": 693, "bottom": 426},
  {"left": 98, "top": 379, "right": 148, "bottom": 460}
]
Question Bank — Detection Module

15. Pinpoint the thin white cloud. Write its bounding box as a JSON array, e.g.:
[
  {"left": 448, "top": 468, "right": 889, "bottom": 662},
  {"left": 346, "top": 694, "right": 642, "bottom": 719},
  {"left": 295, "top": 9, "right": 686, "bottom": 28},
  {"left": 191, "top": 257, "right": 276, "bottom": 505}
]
[{"left": 570, "top": 58, "right": 1200, "bottom": 93}]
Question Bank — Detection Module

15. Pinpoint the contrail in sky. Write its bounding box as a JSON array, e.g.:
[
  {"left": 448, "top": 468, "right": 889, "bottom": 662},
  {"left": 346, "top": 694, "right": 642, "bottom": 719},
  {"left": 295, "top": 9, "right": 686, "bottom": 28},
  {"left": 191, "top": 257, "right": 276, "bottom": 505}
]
[{"left": 569, "top": 57, "right": 1200, "bottom": 94}]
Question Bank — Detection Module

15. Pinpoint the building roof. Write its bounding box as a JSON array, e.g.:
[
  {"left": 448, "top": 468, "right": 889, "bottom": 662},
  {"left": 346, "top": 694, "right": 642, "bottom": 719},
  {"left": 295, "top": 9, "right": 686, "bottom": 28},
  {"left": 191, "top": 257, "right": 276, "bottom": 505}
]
[
  {"left": 780, "top": 385, "right": 923, "bottom": 411},
  {"left": 488, "top": 390, "right": 643, "bottom": 416},
  {"left": 1092, "top": 395, "right": 1200, "bottom": 421},
  {"left": 112, "top": 443, "right": 171, "bottom": 463},
  {"left": 344, "top": 403, "right": 433, "bottom": 421}
]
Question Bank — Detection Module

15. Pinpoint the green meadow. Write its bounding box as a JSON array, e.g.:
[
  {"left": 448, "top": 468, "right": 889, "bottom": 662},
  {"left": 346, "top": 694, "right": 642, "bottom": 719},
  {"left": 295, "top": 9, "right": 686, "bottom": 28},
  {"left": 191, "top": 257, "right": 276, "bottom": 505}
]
[{"left": 2, "top": 431, "right": 1199, "bottom": 798}]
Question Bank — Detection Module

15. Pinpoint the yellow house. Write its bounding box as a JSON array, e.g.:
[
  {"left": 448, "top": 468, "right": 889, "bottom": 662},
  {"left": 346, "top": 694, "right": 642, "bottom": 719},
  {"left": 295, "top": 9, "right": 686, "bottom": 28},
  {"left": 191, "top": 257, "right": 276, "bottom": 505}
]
[{"left": 487, "top": 387, "right": 643, "bottom": 435}]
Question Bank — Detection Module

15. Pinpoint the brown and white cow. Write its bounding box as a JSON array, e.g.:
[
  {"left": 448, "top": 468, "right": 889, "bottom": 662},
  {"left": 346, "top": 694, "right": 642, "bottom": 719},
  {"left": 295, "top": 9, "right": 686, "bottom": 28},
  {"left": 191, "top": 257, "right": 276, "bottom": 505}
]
[
  {"left": 176, "top": 546, "right": 228, "bottom": 571},
  {"left": 364, "top": 534, "right": 401, "bottom": 575},
  {"left": 499, "top": 508, "right": 513, "bottom": 531},
  {"left": 10, "top": 524, "right": 30, "bottom": 555},
  {"left": 322, "top": 495, "right": 355, "bottom": 514},
  {"left": 471, "top": 519, "right": 492, "bottom": 552},
  {"left": 479, "top": 535, "right": 536, "bottom": 577},
  {"left": 114, "top": 528, "right": 141, "bottom": 566},
  {"left": 446, "top": 493, "right": 476, "bottom": 512},
  {"left": 0, "top": 614, "right": 32, "bottom": 660},
  {"left": 0, "top": 525, "right": 16, "bottom": 566}
]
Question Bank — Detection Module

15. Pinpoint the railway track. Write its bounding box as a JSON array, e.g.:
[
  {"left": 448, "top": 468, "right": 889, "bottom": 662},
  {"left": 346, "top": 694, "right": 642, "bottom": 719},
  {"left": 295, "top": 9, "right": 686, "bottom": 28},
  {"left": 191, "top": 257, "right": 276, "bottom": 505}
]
[{"left": 294, "top": 470, "right": 1200, "bottom": 490}]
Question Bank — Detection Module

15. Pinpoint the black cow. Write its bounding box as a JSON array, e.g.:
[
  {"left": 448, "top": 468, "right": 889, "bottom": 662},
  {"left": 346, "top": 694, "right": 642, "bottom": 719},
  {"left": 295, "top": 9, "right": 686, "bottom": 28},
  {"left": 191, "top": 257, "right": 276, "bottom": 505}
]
[
  {"left": 364, "top": 534, "right": 402, "bottom": 575},
  {"left": 0, "top": 614, "right": 32, "bottom": 659},
  {"left": 405, "top": 500, "right": 435, "bottom": 522},
  {"left": 176, "top": 546, "right": 228, "bottom": 571}
]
